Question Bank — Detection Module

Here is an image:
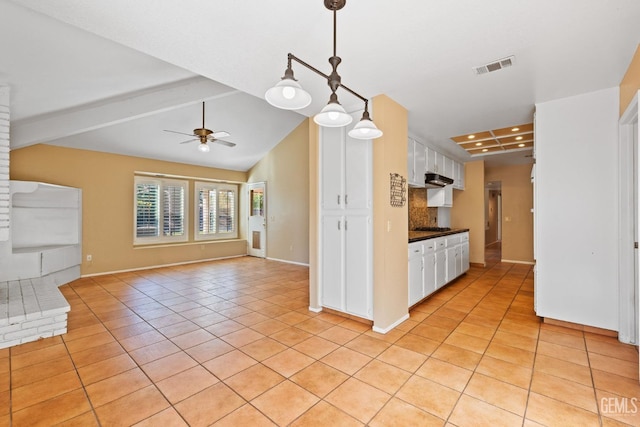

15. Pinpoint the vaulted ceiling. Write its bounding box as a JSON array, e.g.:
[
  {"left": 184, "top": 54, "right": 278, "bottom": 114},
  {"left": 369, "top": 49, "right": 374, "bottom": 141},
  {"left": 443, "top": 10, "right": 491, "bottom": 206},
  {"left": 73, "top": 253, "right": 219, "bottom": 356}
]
[{"left": 3, "top": 0, "right": 639, "bottom": 171}]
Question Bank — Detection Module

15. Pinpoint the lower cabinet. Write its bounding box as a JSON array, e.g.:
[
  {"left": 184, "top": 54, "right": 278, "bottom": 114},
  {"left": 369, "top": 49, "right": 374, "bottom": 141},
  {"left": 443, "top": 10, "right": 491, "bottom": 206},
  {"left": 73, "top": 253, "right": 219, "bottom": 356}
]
[
  {"left": 408, "top": 243, "right": 423, "bottom": 307},
  {"left": 423, "top": 242, "right": 437, "bottom": 296},
  {"left": 408, "top": 232, "right": 470, "bottom": 307},
  {"left": 435, "top": 238, "right": 447, "bottom": 289},
  {"left": 321, "top": 214, "right": 373, "bottom": 319}
]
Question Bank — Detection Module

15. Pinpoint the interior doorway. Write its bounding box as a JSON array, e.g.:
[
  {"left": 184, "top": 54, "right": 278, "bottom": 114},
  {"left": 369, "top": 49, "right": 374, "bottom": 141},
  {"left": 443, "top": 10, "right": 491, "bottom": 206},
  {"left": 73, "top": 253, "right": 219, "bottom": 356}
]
[
  {"left": 485, "top": 181, "right": 502, "bottom": 263},
  {"left": 247, "top": 182, "right": 266, "bottom": 258}
]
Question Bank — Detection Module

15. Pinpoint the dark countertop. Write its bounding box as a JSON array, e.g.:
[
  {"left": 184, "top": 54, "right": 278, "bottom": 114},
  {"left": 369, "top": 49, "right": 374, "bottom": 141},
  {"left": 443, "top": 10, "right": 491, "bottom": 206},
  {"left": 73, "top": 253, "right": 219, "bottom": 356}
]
[{"left": 409, "top": 228, "right": 470, "bottom": 243}]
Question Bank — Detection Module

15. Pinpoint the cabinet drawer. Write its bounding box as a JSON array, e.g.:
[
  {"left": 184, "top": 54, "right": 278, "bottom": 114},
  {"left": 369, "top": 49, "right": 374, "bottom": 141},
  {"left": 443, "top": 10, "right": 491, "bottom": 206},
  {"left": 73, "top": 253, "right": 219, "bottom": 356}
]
[
  {"left": 459, "top": 232, "right": 469, "bottom": 242},
  {"left": 408, "top": 243, "right": 423, "bottom": 257},
  {"left": 435, "top": 238, "right": 446, "bottom": 250},
  {"left": 423, "top": 240, "right": 437, "bottom": 252},
  {"left": 446, "top": 235, "right": 461, "bottom": 246}
]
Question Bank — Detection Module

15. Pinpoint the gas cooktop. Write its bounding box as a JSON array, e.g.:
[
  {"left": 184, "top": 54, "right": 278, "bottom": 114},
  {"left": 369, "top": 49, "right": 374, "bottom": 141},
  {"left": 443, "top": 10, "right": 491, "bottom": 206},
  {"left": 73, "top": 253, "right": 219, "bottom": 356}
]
[{"left": 413, "top": 227, "right": 451, "bottom": 232}]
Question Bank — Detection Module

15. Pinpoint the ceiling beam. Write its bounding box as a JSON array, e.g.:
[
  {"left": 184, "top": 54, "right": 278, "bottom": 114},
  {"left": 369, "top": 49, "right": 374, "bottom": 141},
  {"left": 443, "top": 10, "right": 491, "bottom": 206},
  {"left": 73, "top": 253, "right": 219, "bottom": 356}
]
[{"left": 10, "top": 76, "right": 240, "bottom": 149}]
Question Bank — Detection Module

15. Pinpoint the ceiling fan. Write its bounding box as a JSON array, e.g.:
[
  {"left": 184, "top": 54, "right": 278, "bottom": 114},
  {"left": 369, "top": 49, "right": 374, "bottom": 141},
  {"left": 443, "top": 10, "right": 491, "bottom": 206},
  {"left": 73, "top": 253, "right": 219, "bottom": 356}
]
[{"left": 164, "top": 102, "right": 236, "bottom": 152}]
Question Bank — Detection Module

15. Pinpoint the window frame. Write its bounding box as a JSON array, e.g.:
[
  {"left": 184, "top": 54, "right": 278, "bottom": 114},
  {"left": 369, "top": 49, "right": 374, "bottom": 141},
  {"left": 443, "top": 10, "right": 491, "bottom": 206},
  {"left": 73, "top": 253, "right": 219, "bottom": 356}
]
[
  {"left": 133, "top": 176, "right": 189, "bottom": 245},
  {"left": 194, "top": 181, "right": 238, "bottom": 241}
]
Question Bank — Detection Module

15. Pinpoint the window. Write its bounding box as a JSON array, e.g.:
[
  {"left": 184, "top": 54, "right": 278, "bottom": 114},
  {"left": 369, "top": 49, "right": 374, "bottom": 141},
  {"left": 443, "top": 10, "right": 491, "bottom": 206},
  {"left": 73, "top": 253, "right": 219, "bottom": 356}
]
[
  {"left": 195, "top": 182, "right": 238, "bottom": 240},
  {"left": 134, "top": 177, "right": 188, "bottom": 244}
]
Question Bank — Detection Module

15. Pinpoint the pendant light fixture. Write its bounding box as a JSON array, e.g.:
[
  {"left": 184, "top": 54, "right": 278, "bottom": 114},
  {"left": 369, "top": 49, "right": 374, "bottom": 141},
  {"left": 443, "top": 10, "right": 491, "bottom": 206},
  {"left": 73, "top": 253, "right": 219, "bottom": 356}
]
[{"left": 265, "top": 0, "right": 383, "bottom": 139}]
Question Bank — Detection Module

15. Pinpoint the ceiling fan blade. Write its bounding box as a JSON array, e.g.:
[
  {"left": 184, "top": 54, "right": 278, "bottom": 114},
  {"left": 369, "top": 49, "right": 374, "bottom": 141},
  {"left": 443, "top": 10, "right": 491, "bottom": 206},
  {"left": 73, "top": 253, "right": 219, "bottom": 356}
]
[
  {"left": 164, "top": 129, "right": 196, "bottom": 137},
  {"left": 178, "top": 138, "right": 199, "bottom": 144},
  {"left": 211, "top": 131, "right": 230, "bottom": 139},
  {"left": 213, "top": 139, "right": 236, "bottom": 147}
]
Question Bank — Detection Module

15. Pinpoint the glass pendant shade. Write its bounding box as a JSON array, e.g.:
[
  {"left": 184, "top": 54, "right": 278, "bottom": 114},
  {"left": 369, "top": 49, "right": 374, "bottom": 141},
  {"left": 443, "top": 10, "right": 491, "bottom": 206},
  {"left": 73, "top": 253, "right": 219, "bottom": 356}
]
[
  {"left": 198, "top": 142, "right": 210, "bottom": 153},
  {"left": 348, "top": 117, "right": 383, "bottom": 139},
  {"left": 265, "top": 78, "right": 312, "bottom": 110},
  {"left": 314, "top": 101, "right": 352, "bottom": 127}
]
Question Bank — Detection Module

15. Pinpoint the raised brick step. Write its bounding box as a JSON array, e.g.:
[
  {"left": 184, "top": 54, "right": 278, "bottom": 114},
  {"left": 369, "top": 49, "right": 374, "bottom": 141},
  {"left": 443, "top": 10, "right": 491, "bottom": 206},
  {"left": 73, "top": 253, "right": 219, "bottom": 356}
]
[{"left": 0, "top": 277, "right": 70, "bottom": 349}]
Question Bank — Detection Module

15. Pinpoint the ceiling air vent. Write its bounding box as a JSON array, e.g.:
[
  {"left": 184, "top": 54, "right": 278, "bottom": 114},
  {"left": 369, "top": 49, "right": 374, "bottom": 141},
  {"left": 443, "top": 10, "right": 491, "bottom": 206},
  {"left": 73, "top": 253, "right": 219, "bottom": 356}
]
[{"left": 472, "top": 55, "right": 515, "bottom": 76}]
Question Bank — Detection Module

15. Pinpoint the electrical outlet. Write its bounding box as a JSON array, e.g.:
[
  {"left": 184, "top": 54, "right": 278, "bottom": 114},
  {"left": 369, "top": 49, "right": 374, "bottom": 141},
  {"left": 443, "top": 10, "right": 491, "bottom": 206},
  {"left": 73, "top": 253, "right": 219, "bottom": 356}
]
[{"left": 86, "top": 254, "right": 92, "bottom": 262}]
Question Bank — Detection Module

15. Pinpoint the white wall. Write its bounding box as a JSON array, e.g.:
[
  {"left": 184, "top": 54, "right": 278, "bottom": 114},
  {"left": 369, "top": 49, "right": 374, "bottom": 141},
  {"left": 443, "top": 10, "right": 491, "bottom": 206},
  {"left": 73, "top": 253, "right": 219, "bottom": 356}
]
[{"left": 535, "top": 87, "right": 619, "bottom": 330}]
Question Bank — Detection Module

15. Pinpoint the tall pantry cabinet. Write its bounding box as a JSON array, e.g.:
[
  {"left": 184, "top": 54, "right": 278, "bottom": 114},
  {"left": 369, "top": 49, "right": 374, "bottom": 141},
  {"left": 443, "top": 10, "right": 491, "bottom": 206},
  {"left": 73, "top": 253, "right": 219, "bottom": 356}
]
[{"left": 319, "top": 119, "right": 373, "bottom": 320}]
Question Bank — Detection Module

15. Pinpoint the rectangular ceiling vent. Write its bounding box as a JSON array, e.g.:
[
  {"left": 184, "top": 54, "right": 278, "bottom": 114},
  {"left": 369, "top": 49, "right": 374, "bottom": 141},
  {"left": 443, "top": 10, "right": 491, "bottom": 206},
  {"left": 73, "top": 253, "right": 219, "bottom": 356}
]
[{"left": 473, "top": 55, "right": 515, "bottom": 76}]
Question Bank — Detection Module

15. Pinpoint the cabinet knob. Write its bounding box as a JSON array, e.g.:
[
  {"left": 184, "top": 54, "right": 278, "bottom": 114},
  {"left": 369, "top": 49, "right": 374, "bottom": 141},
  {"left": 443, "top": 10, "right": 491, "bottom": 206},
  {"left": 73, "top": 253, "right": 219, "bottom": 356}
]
[{"left": 337, "top": 195, "right": 340, "bottom": 205}]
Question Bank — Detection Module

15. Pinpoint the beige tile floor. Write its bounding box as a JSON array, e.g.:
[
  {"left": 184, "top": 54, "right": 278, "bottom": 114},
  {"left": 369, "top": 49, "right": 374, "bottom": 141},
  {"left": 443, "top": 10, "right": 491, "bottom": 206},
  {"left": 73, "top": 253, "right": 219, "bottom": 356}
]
[{"left": 1, "top": 245, "right": 639, "bottom": 426}]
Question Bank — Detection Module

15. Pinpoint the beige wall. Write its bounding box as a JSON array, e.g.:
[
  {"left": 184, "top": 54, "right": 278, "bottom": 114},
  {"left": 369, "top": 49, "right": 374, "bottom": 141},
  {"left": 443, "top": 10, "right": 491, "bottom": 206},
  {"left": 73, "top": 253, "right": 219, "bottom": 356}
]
[
  {"left": 371, "top": 95, "right": 409, "bottom": 330},
  {"left": 10, "top": 144, "right": 247, "bottom": 275},
  {"left": 485, "top": 163, "right": 534, "bottom": 263},
  {"left": 620, "top": 44, "right": 640, "bottom": 115},
  {"left": 451, "top": 161, "right": 485, "bottom": 265},
  {"left": 247, "top": 120, "right": 310, "bottom": 264}
]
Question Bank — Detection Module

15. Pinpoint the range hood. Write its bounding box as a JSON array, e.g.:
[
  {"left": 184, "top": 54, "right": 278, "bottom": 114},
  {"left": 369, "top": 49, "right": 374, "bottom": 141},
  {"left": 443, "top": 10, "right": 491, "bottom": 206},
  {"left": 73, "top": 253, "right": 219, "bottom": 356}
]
[{"left": 425, "top": 173, "right": 454, "bottom": 188}]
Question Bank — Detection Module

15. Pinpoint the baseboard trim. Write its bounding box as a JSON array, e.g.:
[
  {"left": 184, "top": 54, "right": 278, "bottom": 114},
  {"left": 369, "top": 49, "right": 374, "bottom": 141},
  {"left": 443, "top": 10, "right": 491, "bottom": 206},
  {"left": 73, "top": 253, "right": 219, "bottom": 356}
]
[
  {"left": 543, "top": 317, "right": 618, "bottom": 338},
  {"left": 470, "top": 262, "right": 486, "bottom": 268},
  {"left": 81, "top": 254, "right": 247, "bottom": 278},
  {"left": 501, "top": 259, "right": 535, "bottom": 265},
  {"left": 308, "top": 306, "right": 322, "bottom": 313},
  {"left": 372, "top": 313, "right": 410, "bottom": 334},
  {"left": 266, "top": 257, "right": 309, "bottom": 267}
]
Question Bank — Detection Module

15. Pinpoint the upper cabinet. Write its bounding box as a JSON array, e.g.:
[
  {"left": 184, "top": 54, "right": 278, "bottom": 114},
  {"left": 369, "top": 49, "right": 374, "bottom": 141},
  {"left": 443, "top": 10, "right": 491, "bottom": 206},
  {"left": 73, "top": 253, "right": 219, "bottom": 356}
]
[
  {"left": 413, "top": 139, "right": 465, "bottom": 191},
  {"left": 453, "top": 161, "right": 465, "bottom": 190},
  {"left": 407, "top": 138, "right": 426, "bottom": 187},
  {"left": 321, "top": 127, "right": 371, "bottom": 211}
]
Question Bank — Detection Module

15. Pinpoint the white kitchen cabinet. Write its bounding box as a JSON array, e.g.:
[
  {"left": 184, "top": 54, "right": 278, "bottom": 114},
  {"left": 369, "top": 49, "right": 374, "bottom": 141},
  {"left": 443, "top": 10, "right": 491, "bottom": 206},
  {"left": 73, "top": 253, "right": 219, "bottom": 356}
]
[
  {"left": 434, "top": 238, "right": 447, "bottom": 288},
  {"left": 321, "top": 215, "right": 343, "bottom": 310},
  {"left": 445, "top": 234, "right": 461, "bottom": 282},
  {"left": 319, "top": 117, "right": 373, "bottom": 320},
  {"left": 443, "top": 156, "right": 454, "bottom": 179},
  {"left": 321, "top": 126, "right": 371, "bottom": 211},
  {"left": 460, "top": 241, "right": 470, "bottom": 274},
  {"left": 344, "top": 215, "right": 373, "bottom": 316},
  {"left": 446, "top": 245, "right": 458, "bottom": 282},
  {"left": 408, "top": 242, "right": 423, "bottom": 306},
  {"left": 427, "top": 185, "right": 453, "bottom": 207},
  {"left": 423, "top": 240, "right": 437, "bottom": 297},
  {"left": 426, "top": 146, "right": 437, "bottom": 173},
  {"left": 321, "top": 214, "right": 373, "bottom": 318},
  {"left": 407, "top": 138, "right": 426, "bottom": 187},
  {"left": 408, "top": 232, "right": 469, "bottom": 307},
  {"left": 453, "top": 161, "right": 465, "bottom": 190}
]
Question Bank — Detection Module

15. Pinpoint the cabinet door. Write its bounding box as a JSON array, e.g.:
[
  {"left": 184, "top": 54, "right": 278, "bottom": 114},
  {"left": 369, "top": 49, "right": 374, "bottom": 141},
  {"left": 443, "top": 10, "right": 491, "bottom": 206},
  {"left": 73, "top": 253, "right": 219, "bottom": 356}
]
[
  {"left": 426, "top": 147, "right": 436, "bottom": 173},
  {"left": 444, "top": 156, "right": 454, "bottom": 178},
  {"left": 345, "top": 215, "right": 372, "bottom": 318},
  {"left": 321, "top": 215, "right": 344, "bottom": 310},
  {"left": 414, "top": 140, "right": 426, "bottom": 185},
  {"left": 461, "top": 242, "right": 470, "bottom": 273},
  {"left": 446, "top": 246, "right": 458, "bottom": 282},
  {"left": 345, "top": 137, "right": 372, "bottom": 210},
  {"left": 435, "top": 249, "right": 446, "bottom": 288},
  {"left": 453, "top": 161, "right": 461, "bottom": 189},
  {"left": 320, "top": 127, "right": 345, "bottom": 210},
  {"left": 408, "top": 243, "right": 423, "bottom": 306},
  {"left": 424, "top": 251, "right": 436, "bottom": 297},
  {"left": 407, "top": 138, "right": 415, "bottom": 184}
]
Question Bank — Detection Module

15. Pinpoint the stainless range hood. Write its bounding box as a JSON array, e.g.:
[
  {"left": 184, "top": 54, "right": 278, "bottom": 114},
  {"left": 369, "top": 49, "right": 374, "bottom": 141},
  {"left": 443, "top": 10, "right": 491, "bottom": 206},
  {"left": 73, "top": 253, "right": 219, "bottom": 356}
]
[{"left": 425, "top": 173, "right": 454, "bottom": 188}]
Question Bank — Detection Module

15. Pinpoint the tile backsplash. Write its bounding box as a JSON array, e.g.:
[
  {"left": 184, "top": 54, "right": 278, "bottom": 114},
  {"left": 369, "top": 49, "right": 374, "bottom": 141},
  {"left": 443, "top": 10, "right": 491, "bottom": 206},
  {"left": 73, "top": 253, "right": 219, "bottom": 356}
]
[{"left": 408, "top": 187, "right": 438, "bottom": 230}]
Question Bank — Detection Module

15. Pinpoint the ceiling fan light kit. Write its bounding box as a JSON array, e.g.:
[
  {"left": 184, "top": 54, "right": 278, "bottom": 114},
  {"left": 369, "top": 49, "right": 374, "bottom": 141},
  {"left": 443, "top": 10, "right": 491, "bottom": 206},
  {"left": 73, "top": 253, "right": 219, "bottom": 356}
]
[
  {"left": 164, "top": 102, "right": 236, "bottom": 151},
  {"left": 265, "top": 0, "right": 382, "bottom": 140}
]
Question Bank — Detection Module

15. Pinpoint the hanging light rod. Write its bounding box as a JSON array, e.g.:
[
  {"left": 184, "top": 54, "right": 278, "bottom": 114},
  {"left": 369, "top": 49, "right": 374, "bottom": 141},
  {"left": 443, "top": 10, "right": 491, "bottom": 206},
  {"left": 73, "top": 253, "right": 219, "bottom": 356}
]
[{"left": 265, "top": 0, "right": 383, "bottom": 139}]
